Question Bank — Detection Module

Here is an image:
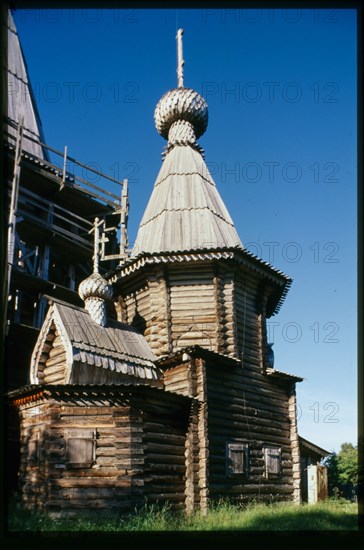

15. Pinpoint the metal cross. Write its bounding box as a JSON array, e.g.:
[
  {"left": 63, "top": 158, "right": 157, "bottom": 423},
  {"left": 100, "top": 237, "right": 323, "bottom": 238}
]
[{"left": 176, "top": 28, "right": 184, "bottom": 88}]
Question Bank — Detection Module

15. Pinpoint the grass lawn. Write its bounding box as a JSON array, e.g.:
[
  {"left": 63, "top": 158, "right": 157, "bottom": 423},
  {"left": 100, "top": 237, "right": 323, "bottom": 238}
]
[{"left": 7, "top": 497, "right": 359, "bottom": 532}]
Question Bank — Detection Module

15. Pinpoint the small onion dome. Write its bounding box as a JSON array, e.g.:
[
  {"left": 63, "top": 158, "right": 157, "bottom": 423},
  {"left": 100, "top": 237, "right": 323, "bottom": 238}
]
[
  {"left": 78, "top": 272, "right": 113, "bottom": 303},
  {"left": 154, "top": 88, "right": 208, "bottom": 140}
]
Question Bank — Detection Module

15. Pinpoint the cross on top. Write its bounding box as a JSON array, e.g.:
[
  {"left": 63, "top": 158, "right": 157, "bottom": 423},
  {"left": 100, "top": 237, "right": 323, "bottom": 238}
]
[
  {"left": 89, "top": 217, "right": 104, "bottom": 273},
  {"left": 176, "top": 28, "right": 184, "bottom": 88}
]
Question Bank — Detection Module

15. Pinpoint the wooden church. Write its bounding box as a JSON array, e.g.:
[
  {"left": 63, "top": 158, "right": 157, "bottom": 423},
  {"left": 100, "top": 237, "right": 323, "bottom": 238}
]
[{"left": 9, "top": 29, "right": 309, "bottom": 518}]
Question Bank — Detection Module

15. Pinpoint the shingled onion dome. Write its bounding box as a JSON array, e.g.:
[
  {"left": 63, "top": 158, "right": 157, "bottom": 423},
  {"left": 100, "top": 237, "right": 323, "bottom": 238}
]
[
  {"left": 154, "top": 29, "right": 208, "bottom": 156},
  {"left": 78, "top": 217, "right": 113, "bottom": 326}
]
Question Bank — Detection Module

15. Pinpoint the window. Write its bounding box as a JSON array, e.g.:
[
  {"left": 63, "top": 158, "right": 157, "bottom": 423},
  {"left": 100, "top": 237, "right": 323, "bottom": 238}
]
[
  {"left": 226, "top": 442, "right": 249, "bottom": 476},
  {"left": 264, "top": 447, "right": 282, "bottom": 478},
  {"left": 65, "top": 429, "right": 96, "bottom": 468}
]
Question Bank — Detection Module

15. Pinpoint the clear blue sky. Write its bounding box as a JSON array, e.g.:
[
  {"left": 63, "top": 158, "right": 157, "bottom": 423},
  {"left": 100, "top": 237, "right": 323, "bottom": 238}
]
[{"left": 13, "top": 7, "right": 357, "bottom": 454}]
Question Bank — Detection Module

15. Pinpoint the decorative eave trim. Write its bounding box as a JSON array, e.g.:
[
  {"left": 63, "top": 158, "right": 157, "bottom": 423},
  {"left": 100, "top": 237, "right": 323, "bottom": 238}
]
[
  {"left": 29, "top": 303, "right": 73, "bottom": 384},
  {"left": 8, "top": 387, "right": 46, "bottom": 408},
  {"left": 53, "top": 305, "right": 74, "bottom": 383},
  {"left": 30, "top": 307, "right": 54, "bottom": 384},
  {"left": 108, "top": 247, "right": 292, "bottom": 315},
  {"left": 7, "top": 383, "right": 193, "bottom": 410}
]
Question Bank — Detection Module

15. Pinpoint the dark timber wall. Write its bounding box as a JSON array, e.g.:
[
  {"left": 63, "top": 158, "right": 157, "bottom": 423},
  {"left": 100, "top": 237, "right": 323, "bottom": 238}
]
[
  {"left": 162, "top": 352, "right": 298, "bottom": 506},
  {"left": 206, "top": 362, "right": 295, "bottom": 503},
  {"left": 13, "top": 387, "right": 191, "bottom": 517}
]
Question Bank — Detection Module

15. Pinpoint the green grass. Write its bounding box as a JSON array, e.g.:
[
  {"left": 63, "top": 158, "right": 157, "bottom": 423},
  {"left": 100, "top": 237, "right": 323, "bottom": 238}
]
[{"left": 7, "top": 496, "right": 358, "bottom": 532}]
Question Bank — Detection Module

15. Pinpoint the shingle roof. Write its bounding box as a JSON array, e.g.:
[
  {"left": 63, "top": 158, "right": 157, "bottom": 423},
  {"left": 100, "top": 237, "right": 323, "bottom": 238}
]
[
  {"left": 56, "top": 301, "right": 156, "bottom": 365},
  {"left": 30, "top": 299, "right": 160, "bottom": 384},
  {"left": 133, "top": 144, "right": 243, "bottom": 255},
  {"left": 6, "top": 10, "right": 49, "bottom": 159}
]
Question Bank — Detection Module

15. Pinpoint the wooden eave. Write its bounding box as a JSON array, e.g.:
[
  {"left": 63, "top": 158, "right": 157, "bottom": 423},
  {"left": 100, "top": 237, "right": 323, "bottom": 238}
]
[
  {"left": 109, "top": 247, "right": 292, "bottom": 316},
  {"left": 30, "top": 298, "right": 160, "bottom": 384},
  {"left": 265, "top": 368, "right": 303, "bottom": 383},
  {"left": 7, "top": 384, "right": 193, "bottom": 423},
  {"left": 157, "top": 345, "right": 241, "bottom": 370},
  {"left": 299, "top": 436, "right": 330, "bottom": 458}
]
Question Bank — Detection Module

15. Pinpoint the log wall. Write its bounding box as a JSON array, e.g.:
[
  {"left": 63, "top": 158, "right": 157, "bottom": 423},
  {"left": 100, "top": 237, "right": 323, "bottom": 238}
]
[
  {"left": 143, "top": 416, "right": 187, "bottom": 510},
  {"left": 120, "top": 268, "right": 171, "bottom": 356},
  {"left": 206, "top": 363, "right": 295, "bottom": 504},
  {"left": 163, "top": 358, "right": 209, "bottom": 513},
  {"left": 234, "top": 272, "right": 261, "bottom": 367},
  {"left": 36, "top": 323, "right": 67, "bottom": 385},
  {"left": 168, "top": 265, "right": 217, "bottom": 352},
  {"left": 118, "top": 262, "right": 246, "bottom": 359},
  {"left": 17, "top": 393, "right": 190, "bottom": 517},
  {"left": 18, "top": 401, "right": 139, "bottom": 517}
]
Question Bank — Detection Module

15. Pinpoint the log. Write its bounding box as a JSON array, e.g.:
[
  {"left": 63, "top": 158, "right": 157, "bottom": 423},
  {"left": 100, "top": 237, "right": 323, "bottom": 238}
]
[
  {"left": 45, "top": 354, "right": 67, "bottom": 369},
  {"left": 48, "top": 345, "right": 66, "bottom": 359},
  {"left": 144, "top": 453, "right": 185, "bottom": 465},
  {"left": 47, "top": 499, "right": 130, "bottom": 510},
  {"left": 45, "top": 332, "right": 56, "bottom": 343},
  {"left": 54, "top": 478, "right": 132, "bottom": 488},
  {"left": 43, "top": 364, "right": 66, "bottom": 377},
  {"left": 145, "top": 493, "right": 186, "bottom": 502},
  {"left": 209, "top": 483, "right": 293, "bottom": 495},
  {"left": 144, "top": 442, "right": 184, "bottom": 456},
  {"left": 43, "top": 372, "right": 66, "bottom": 384},
  {"left": 61, "top": 469, "right": 120, "bottom": 478}
]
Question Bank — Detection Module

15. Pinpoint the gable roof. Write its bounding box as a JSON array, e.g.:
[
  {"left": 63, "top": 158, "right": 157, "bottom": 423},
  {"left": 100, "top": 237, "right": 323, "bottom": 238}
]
[
  {"left": 30, "top": 299, "right": 159, "bottom": 384},
  {"left": 299, "top": 436, "right": 330, "bottom": 459},
  {"left": 133, "top": 144, "right": 243, "bottom": 255},
  {"left": 5, "top": 10, "right": 49, "bottom": 159}
]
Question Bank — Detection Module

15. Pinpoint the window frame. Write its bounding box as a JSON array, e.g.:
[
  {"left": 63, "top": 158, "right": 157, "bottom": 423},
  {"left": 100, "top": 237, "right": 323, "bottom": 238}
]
[
  {"left": 263, "top": 446, "right": 282, "bottom": 479},
  {"left": 226, "top": 441, "right": 249, "bottom": 478},
  {"left": 64, "top": 429, "right": 96, "bottom": 469}
]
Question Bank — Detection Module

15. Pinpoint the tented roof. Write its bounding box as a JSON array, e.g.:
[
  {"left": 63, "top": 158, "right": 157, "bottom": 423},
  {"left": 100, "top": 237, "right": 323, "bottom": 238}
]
[
  {"left": 5, "top": 10, "right": 49, "bottom": 159},
  {"left": 133, "top": 144, "right": 243, "bottom": 255}
]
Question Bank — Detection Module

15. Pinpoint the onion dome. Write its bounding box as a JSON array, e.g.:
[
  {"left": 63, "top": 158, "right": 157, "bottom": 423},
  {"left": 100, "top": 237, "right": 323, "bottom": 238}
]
[
  {"left": 154, "top": 28, "right": 208, "bottom": 153},
  {"left": 78, "top": 272, "right": 113, "bottom": 327},
  {"left": 78, "top": 271, "right": 113, "bottom": 303},
  {"left": 154, "top": 88, "right": 208, "bottom": 142},
  {"left": 78, "top": 217, "right": 114, "bottom": 326}
]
